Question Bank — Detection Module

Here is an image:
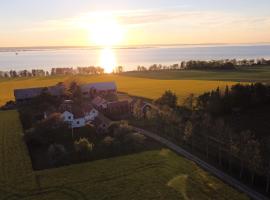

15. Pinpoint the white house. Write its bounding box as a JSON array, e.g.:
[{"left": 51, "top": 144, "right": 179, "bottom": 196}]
[
  {"left": 62, "top": 111, "right": 74, "bottom": 122},
  {"left": 85, "top": 108, "right": 99, "bottom": 122},
  {"left": 71, "top": 117, "right": 86, "bottom": 128},
  {"left": 61, "top": 108, "right": 99, "bottom": 128}
]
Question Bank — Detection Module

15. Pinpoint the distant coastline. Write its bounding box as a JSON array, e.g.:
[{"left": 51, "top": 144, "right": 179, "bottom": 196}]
[{"left": 1, "top": 42, "right": 270, "bottom": 52}]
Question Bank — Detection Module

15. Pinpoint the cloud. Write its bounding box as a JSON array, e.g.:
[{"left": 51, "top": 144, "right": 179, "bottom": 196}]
[
  {"left": 23, "top": 7, "right": 270, "bottom": 31},
  {"left": 19, "top": 7, "right": 270, "bottom": 45}
]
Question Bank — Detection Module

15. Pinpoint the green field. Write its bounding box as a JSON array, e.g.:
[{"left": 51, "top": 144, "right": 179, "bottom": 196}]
[
  {"left": 123, "top": 66, "right": 270, "bottom": 82},
  {"left": 0, "top": 74, "right": 239, "bottom": 106},
  {"left": 0, "top": 110, "right": 248, "bottom": 199}
]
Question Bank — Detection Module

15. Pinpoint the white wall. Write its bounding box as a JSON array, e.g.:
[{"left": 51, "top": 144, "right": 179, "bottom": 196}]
[
  {"left": 62, "top": 111, "right": 74, "bottom": 122},
  {"left": 72, "top": 118, "right": 86, "bottom": 128},
  {"left": 85, "top": 109, "right": 99, "bottom": 122}
]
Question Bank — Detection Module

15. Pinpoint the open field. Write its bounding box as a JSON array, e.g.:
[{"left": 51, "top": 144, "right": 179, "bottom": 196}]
[
  {"left": 0, "top": 110, "right": 248, "bottom": 199},
  {"left": 0, "top": 110, "right": 36, "bottom": 195},
  {"left": 123, "top": 66, "right": 270, "bottom": 82},
  {"left": 0, "top": 75, "right": 240, "bottom": 106}
]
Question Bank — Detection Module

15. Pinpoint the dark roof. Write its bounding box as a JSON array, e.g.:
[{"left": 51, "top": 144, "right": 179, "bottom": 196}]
[
  {"left": 107, "top": 100, "right": 129, "bottom": 108},
  {"left": 94, "top": 113, "right": 111, "bottom": 127},
  {"left": 72, "top": 106, "right": 85, "bottom": 118},
  {"left": 81, "top": 82, "right": 117, "bottom": 93},
  {"left": 82, "top": 104, "right": 94, "bottom": 113},
  {"left": 14, "top": 81, "right": 116, "bottom": 101},
  {"left": 14, "top": 85, "right": 64, "bottom": 100}
]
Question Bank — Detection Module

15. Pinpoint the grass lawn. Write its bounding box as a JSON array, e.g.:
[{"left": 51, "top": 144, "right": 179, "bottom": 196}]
[
  {"left": 0, "top": 74, "right": 239, "bottom": 105},
  {"left": 123, "top": 66, "right": 270, "bottom": 83},
  {"left": 0, "top": 110, "right": 248, "bottom": 199}
]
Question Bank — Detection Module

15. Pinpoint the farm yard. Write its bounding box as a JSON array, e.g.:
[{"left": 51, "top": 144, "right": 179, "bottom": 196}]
[
  {"left": 0, "top": 74, "right": 240, "bottom": 106},
  {"left": 0, "top": 110, "right": 248, "bottom": 199}
]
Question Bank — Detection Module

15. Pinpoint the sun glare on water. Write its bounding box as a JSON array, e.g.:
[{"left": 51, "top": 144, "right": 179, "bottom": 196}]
[
  {"left": 88, "top": 14, "right": 124, "bottom": 73},
  {"left": 100, "top": 48, "right": 116, "bottom": 73}
]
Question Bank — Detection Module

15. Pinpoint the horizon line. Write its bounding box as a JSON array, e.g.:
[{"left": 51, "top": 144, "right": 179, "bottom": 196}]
[{"left": 1, "top": 42, "right": 270, "bottom": 50}]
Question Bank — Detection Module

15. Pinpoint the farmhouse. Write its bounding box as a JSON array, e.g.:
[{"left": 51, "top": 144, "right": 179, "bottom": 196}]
[
  {"left": 91, "top": 96, "right": 108, "bottom": 109},
  {"left": 61, "top": 106, "right": 99, "bottom": 128},
  {"left": 93, "top": 113, "right": 112, "bottom": 133}
]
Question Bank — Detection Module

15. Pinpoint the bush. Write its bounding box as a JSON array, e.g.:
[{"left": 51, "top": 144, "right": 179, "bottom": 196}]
[
  {"left": 130, "top": 132, "right": 146, "bottom": 144},
  {"left": 74, "top": 138, "right": 94, "bottom": 153},
  {"left": 155, "top": 90, "right": 178, "bottom": 108},
  {"left": 48, "top": 144, "right": 69, "bottom": 167},
  {"left": 34, "top": 113, "right": 69, "bottom": 144},
  {"left": 103, "top": 136, "right": 115, "bottom": 146}
]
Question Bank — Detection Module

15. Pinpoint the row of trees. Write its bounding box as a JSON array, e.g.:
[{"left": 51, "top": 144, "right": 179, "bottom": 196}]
[
  {"left": 196, "top": 83, "right": 270, "bottom": 115},
  {"left": 0, "top": 69, "right": 49, "bottom": 78},
  {"left": 133, "top": 85, "right": 270, "bottom": 194},
  {"left": 0, "top": 66, "right": 107, "bottom": 78},
  {"left": 0, "top": 65, "right": 125, "bottom": 78},
  {"left": 136, "top": 58, "right": 270, "bottom": 72}
]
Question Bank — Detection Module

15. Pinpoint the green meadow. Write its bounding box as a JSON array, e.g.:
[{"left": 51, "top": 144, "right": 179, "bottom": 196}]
[
  {"left": 0, "top": 110, "right": 248, "bottom": 200},
  {"left": 123, "top": 66, "right": 270, "bottom": 82}
]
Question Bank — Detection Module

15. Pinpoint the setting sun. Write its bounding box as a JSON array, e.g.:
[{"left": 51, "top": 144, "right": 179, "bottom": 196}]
[
  {"left": 88, "top": 15, "right": 124, "bottom": 47},
  {"left": 87, "top": 15, "right": 124, "bottom": 73}
]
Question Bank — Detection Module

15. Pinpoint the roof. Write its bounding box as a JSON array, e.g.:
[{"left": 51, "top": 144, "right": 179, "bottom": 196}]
[
  {"left": 62, "top": 111, "right": 73, "bottom": 115},
  {"left": 91, "top": 96, "right": 107, "bottom": 107},
  {"left": 14, "top": 87, "right": 45, "bottom": 100},
  {"left": 14, "top": 85, "right": 64, "bottom": 100},
  {"left": 81, "top": 82, "right": 117, "bottom": 93},
  {"left": 107, "top": 100, "right": 129, "bottom": 108},
  {"left": 94, "top": 113, "right": 112, "bottom": 127},
  {"left": 72, "top": 106, "right": 85, "bottom": 118},
  {"left": 82, "top": 104, "right": 94, "bottom": 113}
]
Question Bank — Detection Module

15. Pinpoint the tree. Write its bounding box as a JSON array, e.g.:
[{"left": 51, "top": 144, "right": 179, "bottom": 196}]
[
  {"left": 265, "top": 161, "right": 270, "bottom": 193},
  {"left": 246, "top": 137, "right": 262, "bottom": 185},
  {"left": 33, "top": 113, "right": 69, "bottom": 144},
  {"left": 113, "top": 121, "right": 133, "bottom": 140},
  {"left": 237, "top": 130, "right": 253, "bottom": 179},
  {"left": 133, "top": 100, "right": 144, "bottom": 119},
  {"left": 130, "top": 132, "right": 146, "bottom": 144},
  {"left": 155, "top": 90, "right": 178, "bottom": 109},
  {"left": 74, "top": 138, "right": 94, "bottom": 160},
  {"left": 115, "top": 66, "right": 123, "bottom": 73},
  {"left": 48, "top": 144, "right": 69, "bottom": 167},
  {"left": 213, "top": 118, "right": 227, "bottom": 166},
  {"left": 183, "top": 94, "right": 195, "bottom": 110},
  {"left": 103, "top": 136, "right": 115, "bottom": 146},
  {"left": 68, "top": 81, "right": 83, "bottom": 105},
  {"left": 196, "top": 93, "right": 209, "bottom": 112},
  {"left": 201, "top": 113, "right": 213, "bottom": 159},
  {"left": 145, "top": 107, "right": 158, "bottom": 120},
  {"left": 184, "top": 121, "right": 193, "bottom": 149}
]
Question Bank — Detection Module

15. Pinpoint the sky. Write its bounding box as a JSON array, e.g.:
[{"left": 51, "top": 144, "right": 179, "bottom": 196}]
[{"left": 1, "top": 0, "right": 270, "bottom": 47}]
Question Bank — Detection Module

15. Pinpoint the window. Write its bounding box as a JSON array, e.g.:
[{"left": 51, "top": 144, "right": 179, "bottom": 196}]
[
  {"left": 68, "top": 116, "right": 71, "bottom": 119},
  {"left": 77, "top": 121, "right": 80, "bottom": 124}
]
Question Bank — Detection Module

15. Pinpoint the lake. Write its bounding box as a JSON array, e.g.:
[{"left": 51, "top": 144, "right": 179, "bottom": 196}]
[{"left": 0, "top": 44, "right": 270, "bottom": 72}]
